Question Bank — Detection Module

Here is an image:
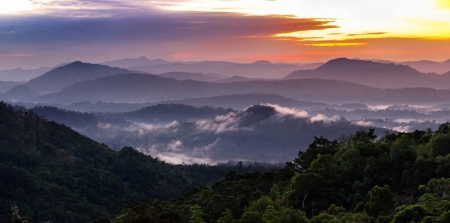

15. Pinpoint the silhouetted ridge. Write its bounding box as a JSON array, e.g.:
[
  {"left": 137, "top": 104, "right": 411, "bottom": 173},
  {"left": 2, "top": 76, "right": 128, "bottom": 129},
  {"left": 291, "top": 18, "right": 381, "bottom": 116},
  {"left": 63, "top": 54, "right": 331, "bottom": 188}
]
[
  {"left": 0, "top": 102, "right": 259, "bottom": 222},
  {"left": 158, "top": 71, "right": 220, "bottom": 82},
  {"left": 2, "top": 85, "right": 41, "bottom": 101},
  {"left": 251, "top": 60, "right": 272, "bottom": 65},
  {"left": 238, "top": 105, "right": 277, "bottom": 127},
  {"left": 283, "top": 58, "right": 450, "bottom": 89},
  {"left": 26, "top": 61, "right": 131, "bottom": 93},
  {"left": 0, "top": 81, "right": 19, "bottom": 92},
  {"left": 124, "top": 104, "right": 233, "bottom": 122},
  {"left": 317, "top": 58, "right": 419, "bottom": 73}
]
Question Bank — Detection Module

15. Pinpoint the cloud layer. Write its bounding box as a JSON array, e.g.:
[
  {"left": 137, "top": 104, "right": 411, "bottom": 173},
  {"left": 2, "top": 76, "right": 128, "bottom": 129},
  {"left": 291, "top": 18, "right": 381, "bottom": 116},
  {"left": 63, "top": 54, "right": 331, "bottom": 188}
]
[{"left": 0, "top": 12, "right": 335, "bottom": 69}]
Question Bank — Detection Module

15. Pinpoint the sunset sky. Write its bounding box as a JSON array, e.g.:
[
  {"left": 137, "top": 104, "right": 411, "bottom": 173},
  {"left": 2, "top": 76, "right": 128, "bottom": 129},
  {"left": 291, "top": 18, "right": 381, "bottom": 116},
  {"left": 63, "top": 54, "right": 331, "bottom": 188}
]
[{"left": 0, "top": 0, "right": 449, "bottom": 69}]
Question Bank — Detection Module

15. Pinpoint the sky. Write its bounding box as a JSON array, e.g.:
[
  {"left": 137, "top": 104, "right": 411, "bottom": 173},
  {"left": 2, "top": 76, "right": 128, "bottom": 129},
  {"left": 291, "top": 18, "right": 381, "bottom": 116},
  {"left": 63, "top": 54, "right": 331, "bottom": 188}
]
[{"left": 0, "top": 0, "right": 449, "bottom": 69}]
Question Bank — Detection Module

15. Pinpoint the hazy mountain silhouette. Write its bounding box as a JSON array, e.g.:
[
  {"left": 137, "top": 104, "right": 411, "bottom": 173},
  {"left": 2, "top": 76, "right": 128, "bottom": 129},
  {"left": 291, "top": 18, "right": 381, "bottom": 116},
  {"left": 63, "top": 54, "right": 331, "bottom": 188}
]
[
  {"left": 26, "top": 61, "right": 131, "bottom": 94},
  {"left": 35, "top": 73, "right": 215, "bottom": 103},
  {"left": 123, "top": 104, "right": 234, "bottom": 123},
  {"left": 0, "top": 81, "right": 19, "bottom": 92},
  {"left": 160, "top": 94, "right": 330, "bottom": 110},
  {"left": 399, "top": 59, "right": 450, "bottom": 74},
  {"left": 284, "top": 58, "right": 450, "bottom": 89},
  {"left": 128, "top": 60, "right": 319, "bottom": 79},
  {"left": 101, "top": 56, "right": 170, "bottom": 68},
  {"left": 0, "top": 67, "right": 52, "bottom": 82},
  {"left": 31, "top": 73, "right": 450, "bottom": 105},
  {"left": 216, "top": 75, "right": 267, "bottom": 83},
  {"left": 1, "top": 85, "right": 41, "bottom": 101},
  {"left": 157, "top": 71, "right": 222, "bottom": 82},
  {"left": 339, "top": 103, "right": 368, "bottom": 110},
  {"left": 284, "top": 58, "right": 443, "bottom": 88}
]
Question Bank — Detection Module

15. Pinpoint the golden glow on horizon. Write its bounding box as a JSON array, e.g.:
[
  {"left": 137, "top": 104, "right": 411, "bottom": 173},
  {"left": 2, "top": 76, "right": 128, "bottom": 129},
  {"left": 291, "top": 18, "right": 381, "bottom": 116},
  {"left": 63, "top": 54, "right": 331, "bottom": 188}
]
[
  {"left": 436, "top": 0, "right": 450, "bottom": 9},
  {"left": 305, "top": 43, "right": 367, "bottom": 47},
  {"left": 3, "top": 0, "right": 450, "bottom": 42},
  {"left": 163, "top": 0, "right": 450, "bottom": 42},
  {"left": 2, "top": 0, "right": 450, "bottom": 64}
]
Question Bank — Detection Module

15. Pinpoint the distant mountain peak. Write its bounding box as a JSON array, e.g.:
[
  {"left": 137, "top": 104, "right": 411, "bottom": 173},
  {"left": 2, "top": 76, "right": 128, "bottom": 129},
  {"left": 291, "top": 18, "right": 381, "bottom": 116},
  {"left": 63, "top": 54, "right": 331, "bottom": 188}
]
[
  {"left": 3, "top": 84, "right": 41, "bottom": 100},
  {"left": 101, "top": 57, "right": 169, "bottom": 68},
  {"left": 317, "top": 57, "right": 416, "bottom": 72},
  {"left": 251, "top": 60, "right": 272, "bottom": 65},
  {"left": 150, "top": 58, "right": 167, "bottom": 62},
  {"left": 244, "top": 105, "right": 276, "bottom": 117},
  {"left": 322, "top": 57, "right": 365, "bottom": 65},
  {"left": 26, "top": 62, "right": 130, "bottom": 94}
]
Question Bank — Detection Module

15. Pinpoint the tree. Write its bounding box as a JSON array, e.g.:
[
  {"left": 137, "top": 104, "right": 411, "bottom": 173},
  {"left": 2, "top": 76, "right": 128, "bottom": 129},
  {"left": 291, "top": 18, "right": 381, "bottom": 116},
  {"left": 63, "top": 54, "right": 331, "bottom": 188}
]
[
  {"left": 262, "top": 206, "right": 281, "bottom": 223},
  {"left": 10, "top": 206, "right": 29, "bottom": 223},
  {"left": 216, "top": 209, "right": 235, "bottom": 223},
  {"left": 366, "top": 185, "right": 395, "bottom": 218},
  {"left": 391, "top": 205, "right": 425, "bottom": 223},
  {"left": 288, "top": 136, "right": 339, "bottom": 171},
  {"left": 238, "top": 211, "right": 263, "bottom": 223},
  {"left": 189, "top": 205, "right": 206, "bottom": 223}
]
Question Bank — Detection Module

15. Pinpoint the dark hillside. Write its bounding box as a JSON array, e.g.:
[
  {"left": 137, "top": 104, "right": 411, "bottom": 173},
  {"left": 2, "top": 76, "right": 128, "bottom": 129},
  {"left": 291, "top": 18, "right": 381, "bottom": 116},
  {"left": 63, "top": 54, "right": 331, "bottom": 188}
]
[
  {"left": 124, "top": 104, "right": 234, "bottom": 123},
  {"left": 0, "top": 102, "right": 272, "bottom": 222}
]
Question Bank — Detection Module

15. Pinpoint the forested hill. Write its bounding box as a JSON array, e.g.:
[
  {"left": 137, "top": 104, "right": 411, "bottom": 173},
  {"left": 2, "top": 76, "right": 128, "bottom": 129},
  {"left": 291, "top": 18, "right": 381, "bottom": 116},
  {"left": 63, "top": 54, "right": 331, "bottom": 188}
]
[
  {"left": 0, "top": 102, "right": 276, "bottom": 223},
  {"left": 106, "top": 124, "right": 450, "bottom": 223}
]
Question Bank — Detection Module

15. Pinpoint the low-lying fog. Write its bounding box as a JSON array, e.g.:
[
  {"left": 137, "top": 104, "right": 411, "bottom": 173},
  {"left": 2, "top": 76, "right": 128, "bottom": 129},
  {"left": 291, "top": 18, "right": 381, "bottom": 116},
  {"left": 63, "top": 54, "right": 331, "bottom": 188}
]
[{"left": 21, "top": 102, "right": 449, "bottom": 164}]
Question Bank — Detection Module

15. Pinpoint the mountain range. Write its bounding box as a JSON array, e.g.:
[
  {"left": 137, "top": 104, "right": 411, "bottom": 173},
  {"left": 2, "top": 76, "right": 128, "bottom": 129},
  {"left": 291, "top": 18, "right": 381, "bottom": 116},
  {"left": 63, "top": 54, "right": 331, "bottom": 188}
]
[
  {"left": 399, "top": 59, "right": 450, "bottom": 74},
  {"left": 156, "top": 71, "right": 224, "bottom": 82},
  {"left": 284, "top": 58, "right": 450, "bottom": 89},
  {"left": 101, "top": 56, "right": 321, "bottom": 79},
  {"left": 0, "top": 67, "right": 53, "bottom": 82},
  {"left": 101, "top": 56, "right": 170, "bottom": 68},
  {"left": 0, "top": 85, "right": 41, "bottom": 101},
  {"left": 0, "top": 57, "right": 449, "bottom": 107},
  {"left": 31, "top": 72, "right": 450, "bottom": 105},
  {"left": 160, "top": 94, "right": 330, "bottom": 110},
  {"left": 0, "top": 81, "right": 19, "bottom": 93},
  {"left": 26, "top": 61, "right": 131, "bottom": 94}
]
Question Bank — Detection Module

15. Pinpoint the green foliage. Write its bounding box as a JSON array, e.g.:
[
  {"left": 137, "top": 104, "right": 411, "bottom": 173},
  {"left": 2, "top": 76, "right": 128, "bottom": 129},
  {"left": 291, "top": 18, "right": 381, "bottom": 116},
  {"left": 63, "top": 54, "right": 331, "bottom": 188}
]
[
  {"left": 310, "top": 204, "right": 374, "bottom": 223},
  {"left": 238, "top": 211, "right": 263, "bottom": 223},
  {"left": 189, "top": 205, "right": 206, "bottom": 223},
  {"left": 391, "top": 205, "right": 425, "bottom": 223},
  {"left": 290, "top": 137, "right": 339, "bottom": 171},
  {"left": 366, "top": 185, "right": 395, "bottom": 218},
  {"left": 262, "top": 205, "right": 281, "bottom": 223},
  {"left": 9, "top": 100, "right": 450, "bottom": 223},
  {"left": 247, "top": 196, "right": 280, "bottom": 214},
  {"left": 0, "top": 102, "right": 273, "bottom": 223},
  {"left": 113, "top": 201, "right": 180, "bottom": 223},
  {"left": 216, "top": 209, "right": 235, "bottom": 223}
]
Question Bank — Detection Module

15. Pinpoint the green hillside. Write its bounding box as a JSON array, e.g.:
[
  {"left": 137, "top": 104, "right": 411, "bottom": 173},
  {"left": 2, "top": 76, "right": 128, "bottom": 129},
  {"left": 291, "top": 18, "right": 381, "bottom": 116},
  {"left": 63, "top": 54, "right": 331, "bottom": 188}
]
[
  {"left": 0, "top": 102, "right": 275, "bottom": 222},
  {"left": 108, "top": 124, "right": 450, "bottom": 223}
]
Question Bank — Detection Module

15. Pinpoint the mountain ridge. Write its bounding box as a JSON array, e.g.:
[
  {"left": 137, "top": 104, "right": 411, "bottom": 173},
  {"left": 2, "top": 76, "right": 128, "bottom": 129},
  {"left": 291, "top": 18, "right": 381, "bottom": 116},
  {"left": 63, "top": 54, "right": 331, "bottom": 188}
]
[
  {"left": 30, "top": 73, "right": 450, "bottom": 105},
  {"left": 284, "top": 58, "right": 449, "bottom": 89},
  {"left": 26, "top": 61, "right": 131, "bottom": 94}
]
